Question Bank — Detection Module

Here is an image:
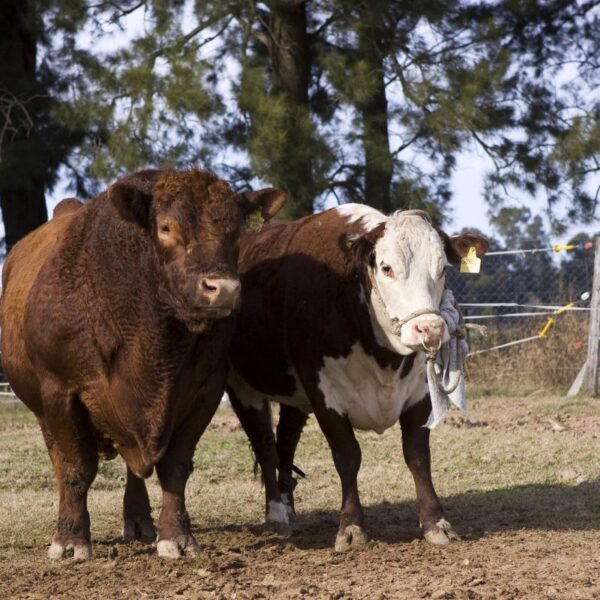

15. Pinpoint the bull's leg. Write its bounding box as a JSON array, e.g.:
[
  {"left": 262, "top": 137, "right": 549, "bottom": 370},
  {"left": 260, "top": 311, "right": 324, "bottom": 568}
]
[
  {"left": 400, "top": 396, "right": 460, "bottom": 546},
  {"left": 155, "top": 395, "right": 221, "bottom": 559},
  {"left": 310, "top": 396, "right": 366, "bottom": 552},
  {"left": 276, "top": 404, "right": 308, "bottom": 516},
  {"left": 122, "top": 466, "right": 156, "bottom": 543},
  {"left": 40, "top": 387, "right": 98, "bottom": 561},
  {"left": 228, "top": 389, "right": 290, "bottom": 536}
]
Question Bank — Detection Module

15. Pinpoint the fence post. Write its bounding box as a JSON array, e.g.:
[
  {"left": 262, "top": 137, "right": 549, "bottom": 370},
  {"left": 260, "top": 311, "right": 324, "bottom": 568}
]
[{"left": 585, "top": 236, "right": 600, "bottom": 396}]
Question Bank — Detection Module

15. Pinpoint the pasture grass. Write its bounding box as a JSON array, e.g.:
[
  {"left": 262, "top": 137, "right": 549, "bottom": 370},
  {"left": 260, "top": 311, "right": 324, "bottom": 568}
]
[
  {"left": 466, "top": 313, "right": 589, "bottom": 394},
  {"left": 0, "top": 393, "right": 599, "bottom": 598},
  {"left": 0, "top": 394, "right": 598, "bottom": 540}
]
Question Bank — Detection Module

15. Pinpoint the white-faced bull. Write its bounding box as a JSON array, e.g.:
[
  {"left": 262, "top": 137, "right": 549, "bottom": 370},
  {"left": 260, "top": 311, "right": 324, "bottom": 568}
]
[{"left": 227, "top": 204, "right": 488, "bottom": 550}]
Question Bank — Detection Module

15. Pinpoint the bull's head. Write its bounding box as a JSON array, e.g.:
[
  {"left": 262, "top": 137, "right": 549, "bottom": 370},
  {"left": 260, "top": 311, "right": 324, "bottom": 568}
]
[
  {"left": 109, "top": 168, "right": 286, "bottom": 333},
  {"left": 346, "top": 210, "right": 488, "bottom": 355}
]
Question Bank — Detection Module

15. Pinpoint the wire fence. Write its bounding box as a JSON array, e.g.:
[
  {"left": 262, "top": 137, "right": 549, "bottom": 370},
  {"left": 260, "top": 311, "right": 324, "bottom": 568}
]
[
  {"left": 0, "top": 241, "right": 595, "bottom": 404},
  {"left": 447, "top": 240, "right": 595, "bottom": 393},
  {"left": 0, "top": 382, "right": 19, "bottom": 406}
]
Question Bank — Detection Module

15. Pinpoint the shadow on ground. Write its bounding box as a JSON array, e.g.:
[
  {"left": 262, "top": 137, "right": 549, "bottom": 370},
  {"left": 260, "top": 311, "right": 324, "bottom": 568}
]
[{"left": 192, "top": 480, "right": 600, "bottom": 551}]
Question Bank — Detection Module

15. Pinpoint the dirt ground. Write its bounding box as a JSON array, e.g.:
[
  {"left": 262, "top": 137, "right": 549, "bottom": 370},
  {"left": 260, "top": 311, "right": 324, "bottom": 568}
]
[{"left": 0, "top": 393, "right": 599, "bottom": 599}]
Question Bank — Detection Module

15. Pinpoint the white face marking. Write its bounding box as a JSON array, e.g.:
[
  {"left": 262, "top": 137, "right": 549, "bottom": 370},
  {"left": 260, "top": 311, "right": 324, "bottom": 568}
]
[
  {"left": 318, "top": 343, "right": 428, "bottom": 434},
  {"left": 335, "top": 204, "right": 386, "bottom": 232},
  {"left": 369, "top": 214, "right": 448, "bottom": 354}
]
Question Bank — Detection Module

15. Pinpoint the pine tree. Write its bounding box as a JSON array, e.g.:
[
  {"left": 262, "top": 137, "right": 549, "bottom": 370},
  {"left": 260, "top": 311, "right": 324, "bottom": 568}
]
[
  {"left": 4, "top": 0, "right": 598, "bottom": 241},
  {"left": 0, "top": 0, "right": 86, "bottom": 251}
]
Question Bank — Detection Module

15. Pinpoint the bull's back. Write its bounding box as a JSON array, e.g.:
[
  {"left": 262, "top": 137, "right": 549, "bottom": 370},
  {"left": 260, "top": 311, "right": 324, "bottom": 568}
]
[{"left": 1, "top": 213, "right": 76, "bottom": 410}]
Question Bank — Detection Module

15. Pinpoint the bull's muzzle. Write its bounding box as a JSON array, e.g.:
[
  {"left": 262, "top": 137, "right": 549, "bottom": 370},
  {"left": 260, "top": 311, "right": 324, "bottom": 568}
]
[
  {"left": 191, "top": 276, "right": 241, "bottom": 314},
  {"left": 411, "top": 317, "right": 445, "bottom": 350},
  {"left": 405, "top": 315, "right": 446, "bottom": 350}
]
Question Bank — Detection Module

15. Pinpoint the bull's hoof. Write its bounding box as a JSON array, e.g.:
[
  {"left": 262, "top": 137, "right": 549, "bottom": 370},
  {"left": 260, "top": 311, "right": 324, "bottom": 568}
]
[
  {"left": 48, "top": 539, "right": 93, "bottom": 561},
  {"left": 265, "top": 501, "right": 292, "bottom": 538},
  {"left": 334, "top": 524, "right": 368, "bottom": 552},
  {"left": 423, "top": 518, "right": 461, "bottom": 546},
  {"left": 122, "top": 517, "right": 156, "bottom": 543},
  {"left": 265, "top": 519, "right": 292, "bottom": 538},
  {"left": 156, "top": 534, "right": 200, "bottom": 559}
]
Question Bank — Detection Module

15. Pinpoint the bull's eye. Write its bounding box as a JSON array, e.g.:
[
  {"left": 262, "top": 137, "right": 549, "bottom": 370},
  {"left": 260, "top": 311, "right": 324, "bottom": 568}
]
[
  {"left": 380, "top": 263, "right": 394, "bottom": 278},
  {"left": 160, "top": 224, "right": 171, "bottom": 234}
]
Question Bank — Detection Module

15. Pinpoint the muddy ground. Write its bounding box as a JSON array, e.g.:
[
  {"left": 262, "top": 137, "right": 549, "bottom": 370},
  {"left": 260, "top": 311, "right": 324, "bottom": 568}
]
[{"left": 0, "top": 394, "right": 599, "bottom": 599}]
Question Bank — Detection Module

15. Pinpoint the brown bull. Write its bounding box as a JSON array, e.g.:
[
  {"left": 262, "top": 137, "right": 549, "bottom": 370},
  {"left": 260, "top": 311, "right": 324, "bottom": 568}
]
[{"left": 0, "top": 168, "right": 285, "bottom": 559}]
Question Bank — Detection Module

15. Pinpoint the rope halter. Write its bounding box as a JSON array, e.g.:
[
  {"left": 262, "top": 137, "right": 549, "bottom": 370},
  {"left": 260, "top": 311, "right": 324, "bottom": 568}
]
[
  {"left": 367, "top": 267, "right": 442, "bottom": 337},
  {"left": 368, "top": 266, "right": 467, "bottom": 396}
]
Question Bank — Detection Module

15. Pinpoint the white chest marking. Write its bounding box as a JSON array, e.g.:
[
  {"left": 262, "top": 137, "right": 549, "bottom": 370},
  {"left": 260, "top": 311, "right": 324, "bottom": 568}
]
[
  {"left": 228, "top": 363, "right": 311, "bottom": 413},
  {"left": 318, "top": 343, "right": 428, "bottom": 434}
]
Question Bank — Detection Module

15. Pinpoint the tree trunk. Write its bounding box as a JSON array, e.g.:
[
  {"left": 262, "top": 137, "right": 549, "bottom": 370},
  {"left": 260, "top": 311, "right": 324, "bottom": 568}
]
[
  {"left": 267, "top": 0, "right": 315, "bottom": 218},
  {"left": 0, "top": 185, "right": 47, "bottom": 251},
  {"left": 356, "top": 12, "right": 393, "bottom": 213},
  {"left": 0, "top": 0, "right": 48, "bottom": 253}
]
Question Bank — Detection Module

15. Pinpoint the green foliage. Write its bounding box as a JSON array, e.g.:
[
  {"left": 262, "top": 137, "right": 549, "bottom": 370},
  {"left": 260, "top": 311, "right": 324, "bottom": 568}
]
[{"left": 2, "top": 0, "right": 599, "bottom": 227}]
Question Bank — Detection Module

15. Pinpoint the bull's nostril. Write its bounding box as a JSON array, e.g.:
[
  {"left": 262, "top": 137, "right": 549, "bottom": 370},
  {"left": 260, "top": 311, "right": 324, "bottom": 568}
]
[{"left": 201, "top": 279, "right": 218, "bottom": 294}]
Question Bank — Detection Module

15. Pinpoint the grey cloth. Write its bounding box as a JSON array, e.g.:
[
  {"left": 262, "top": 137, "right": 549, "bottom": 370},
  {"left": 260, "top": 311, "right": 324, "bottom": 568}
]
[{"left": 425, "top": 289, "right": 468, "bottom": 429}]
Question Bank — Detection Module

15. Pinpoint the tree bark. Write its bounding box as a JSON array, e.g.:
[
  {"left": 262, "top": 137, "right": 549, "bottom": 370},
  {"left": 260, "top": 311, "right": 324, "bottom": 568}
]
[
  {"left": 356, "top": 12, "right": 393, "bottom": 213},
  {"left": 266, "top": 0, "right": 315, "bottom": 218},
  {"left": 0, "top": 185, "right": 48, "bottom": 251},
  {"left": 0, "top": 0, "right": 48, "bottom": 253}
]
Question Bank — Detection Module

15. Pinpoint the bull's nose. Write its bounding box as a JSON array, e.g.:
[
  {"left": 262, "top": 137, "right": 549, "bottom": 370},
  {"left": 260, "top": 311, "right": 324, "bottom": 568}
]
[
  {"left": 201, "top": 278, "right": 219, "bottom": 294},
  {"left": 197, "top": 277, "right": 241, "bottom": 309},
  {"left": 412, "top": 319, "right": 445, "bottom": 347}
]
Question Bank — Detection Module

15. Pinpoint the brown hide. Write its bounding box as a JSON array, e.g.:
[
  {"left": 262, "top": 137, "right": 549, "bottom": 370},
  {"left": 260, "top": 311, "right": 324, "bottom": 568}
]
[
  {"left": 1, "top": 168, "right": 284, "bottom": 477},
  {"left": 0, "top": 167, "right": 286, "bottom": 557},
  {"left": 53, "top": 198, "right": 84, "bottom": 218}
]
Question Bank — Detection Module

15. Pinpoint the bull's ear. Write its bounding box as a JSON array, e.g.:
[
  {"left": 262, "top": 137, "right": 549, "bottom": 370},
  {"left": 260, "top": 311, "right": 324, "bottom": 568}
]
[
  {"left": 439, "top": 229, "right": 489, "bottom": 265},
  {"left": 240, "top": 188, "right": 287, "bottom": 231},
  {"left": 339, "top": 228, "right": 382, "bottom": 266},
  {"left": 108, "top": 180, "right": 153, "bottom": 229}
]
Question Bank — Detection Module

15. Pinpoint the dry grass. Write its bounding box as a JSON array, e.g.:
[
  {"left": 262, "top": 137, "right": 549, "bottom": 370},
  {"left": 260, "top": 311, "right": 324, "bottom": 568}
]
[
  {"left": 0, "top": 395, "right": 599, "bottom": 598},
  {"left": 466, "top": 313, "right": 589, "bottom": 394}
]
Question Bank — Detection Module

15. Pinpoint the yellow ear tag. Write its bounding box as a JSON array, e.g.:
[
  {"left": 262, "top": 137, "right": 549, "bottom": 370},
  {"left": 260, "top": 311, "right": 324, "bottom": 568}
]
[
  {"left": 246, "top": 209, "right": 265, "bottom": 232},
  {"left": 460, "top": 246, "right": 481, "bottom": 274}
]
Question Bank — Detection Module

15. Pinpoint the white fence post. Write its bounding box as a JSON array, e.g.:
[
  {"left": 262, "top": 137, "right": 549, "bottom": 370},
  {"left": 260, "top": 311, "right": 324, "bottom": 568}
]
[{"left": 584, "top": 236, "right": 600, "bottom": 396}]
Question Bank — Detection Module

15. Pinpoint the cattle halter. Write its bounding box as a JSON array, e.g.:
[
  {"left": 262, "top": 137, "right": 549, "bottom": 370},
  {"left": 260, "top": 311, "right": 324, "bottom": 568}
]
[
  {"left": 367, "top": 268, "right": 442, "bottom": 337},
  {"left": 368, "top": 266, "right": 466, "bottom": 396}
]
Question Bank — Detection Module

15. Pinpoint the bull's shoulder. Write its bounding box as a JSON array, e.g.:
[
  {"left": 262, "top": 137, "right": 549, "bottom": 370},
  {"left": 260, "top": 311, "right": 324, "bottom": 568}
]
[
  {"left": 286, "top": 205, "right": 385, "bottom": 254},
  {"left": 241, "top": 205, "right": 382, "bottom": 265},
  {"left": 238, "top": 219, "right": 296, "bottom": 268}
]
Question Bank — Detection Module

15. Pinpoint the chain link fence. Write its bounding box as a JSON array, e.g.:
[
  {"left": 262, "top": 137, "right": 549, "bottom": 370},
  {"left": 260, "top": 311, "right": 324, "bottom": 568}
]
[
  {"left": 0, "top": 241, "right": 595, "bottom": 404},
  {"left": 447, "top": 241, "right": 596, "bottom": 393}
]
